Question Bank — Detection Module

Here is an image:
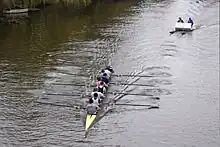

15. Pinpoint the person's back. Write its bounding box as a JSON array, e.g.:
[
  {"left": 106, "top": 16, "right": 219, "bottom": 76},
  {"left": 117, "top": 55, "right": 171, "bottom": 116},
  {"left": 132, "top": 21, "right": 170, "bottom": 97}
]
[
  {"left": 87, "top": 98, "right": 99, "bottom": 115},
  {"left": 104, "top": 69, "right": 111, "bottom": 78},
  {"left": 97, "top": 81, "right": 106, "bottom": 93},
  {"left": 106, "top": 66, "right": 114, "bottom": 74},
  {"left": 95, "top": 77, "right": 101, "bottom": 87},
  {"left": 102, "top": 73, "right": 109, "bottom": 84},
  {"left": 87, "top": 103, "right": 98, "bottom": 115},
  {"left": 91, "top": 88, "right": 105, "bottom": 100},
  {"left": 92, "top": 93, "right": 101, "bottom": 106},
  {"left": 99, "top": 69, "right": 105, "bottom": 78},
  {"left": 98, "top": 85, "right": 105, "bottom": 93}
]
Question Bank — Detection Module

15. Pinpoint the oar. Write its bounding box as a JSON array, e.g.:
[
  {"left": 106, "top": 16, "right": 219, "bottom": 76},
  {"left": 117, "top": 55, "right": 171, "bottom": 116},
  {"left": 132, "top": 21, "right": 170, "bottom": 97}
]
[
  {"left": 49, "top": 83, "right": 85, "bottom": 86},
  {"left": 43, "top": 91, "right": 155, "bottom": 97},
  {"left": 110, "top": 82, "right": 155, "bottom": 87},
  {"left": 50, "top": 67, "right": 155, "bottom": 78},
  {"left": 49, "top": 82, "right": 155, "bottom": 87},
  {"left": 112, "top": 74, "right": 153, "bottom": 78},
  {"left": 43, "top": 93, "right": 82, "bottom": 97},
  {"left": 42, "top": 91, "right": 159, "bottom": 100},
  {"left": 113, "top": 72, "right": 143, "bottom": 102},
  {"left": 56, "top": 71, "right": 90, "bottom": 77},
  {"left": 108, "top": 91, "right": 154, "bottom": 97},
  {"left": 1, "top": 74, "right": 62, "bottom": 79},
  {"left": 35, "top": 101, "right": 158, "bottom": 109},
  {"left": 52, "top": 71, "right": 154, "bottom": 78},
  {"left": 54, "top": 72, "right": 154, "bottom": 78},
  {"left": 114, "top": 103, "right": 159, "bottom": 109},
  {"left": 35, "top": 101, "right": 85, "bottom": 109}
]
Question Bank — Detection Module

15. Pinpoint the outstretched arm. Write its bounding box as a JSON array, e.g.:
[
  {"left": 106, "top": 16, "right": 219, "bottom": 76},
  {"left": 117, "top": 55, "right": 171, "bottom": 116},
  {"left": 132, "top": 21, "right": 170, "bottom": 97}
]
[
  {"left": 100, "top": 93, "right": 105, "bottom": 98},
  {"left": 96, "top": 105, "right": 101, "bottom": 111}
]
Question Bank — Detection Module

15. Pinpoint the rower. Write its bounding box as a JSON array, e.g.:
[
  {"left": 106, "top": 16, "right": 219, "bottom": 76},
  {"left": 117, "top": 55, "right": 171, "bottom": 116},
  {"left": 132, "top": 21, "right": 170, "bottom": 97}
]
[
  {"left": 86, "top": 98, "right": 100, "bottom": 115},
  {"left": 106, "top": 66, "right": 114, "bottom": 74},
  {"left": 92, "top": 92, "right": 101, "bottom": 106},
  {"left": 101, "top": 73, "right": 109, "bottom": 85},
  {"left": 100, "top": 66, "right": 113, "bottom": 78},
  {"left": 100, "top": 69, "right": 105, "bottom": 78},
  {"left": 104, "top": 69, "right": 111, "bottom": 78},
  {"left": 95, "top": 76, "right": 107, "bottom": 89},
  {"left": 91, "top": 87, "right": 105, "bottom": 100},
  {"left": 95, "top": 76, "right": 102, "bottom": 87},
  {"left": 97, "top": 81, "right": 106, "bottom": 94}
]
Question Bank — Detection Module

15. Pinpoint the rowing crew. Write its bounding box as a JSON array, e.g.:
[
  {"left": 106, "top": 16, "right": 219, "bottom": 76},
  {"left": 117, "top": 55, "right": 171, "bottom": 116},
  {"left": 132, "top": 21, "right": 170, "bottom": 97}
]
[{"left": 86, "top": 66, "right": 114, "bottom": 115}]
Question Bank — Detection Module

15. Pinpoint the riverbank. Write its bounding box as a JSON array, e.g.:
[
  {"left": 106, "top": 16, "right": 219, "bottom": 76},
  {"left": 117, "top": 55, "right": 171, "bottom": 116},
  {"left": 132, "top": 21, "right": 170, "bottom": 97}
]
[
  {"left": 0, "top": 0, "right": 126, "bottom": 24},
  {"left": 0, "top": 0, "right": 96, "bottom": 24},
  {"left": 0, "top": 0, "right": 93, "bottom": 11}
]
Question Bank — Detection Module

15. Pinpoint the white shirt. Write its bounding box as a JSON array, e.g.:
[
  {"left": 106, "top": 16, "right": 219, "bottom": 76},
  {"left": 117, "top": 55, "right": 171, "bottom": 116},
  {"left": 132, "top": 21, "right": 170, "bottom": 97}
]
[
  {"left": 99, "top": 69, "right": 112, "bottom": 78},
  {"left": 87, "top": 103, "right": 98, "bottom": 114},
  {"left": 92, "top": 97, "right": 100, "bottom": 105},
  {"left": 91, "top": 92, "right": 105, "bottom": 99},
  {"left": 104, "top": 69, "right": 112, "bottom": 77}
]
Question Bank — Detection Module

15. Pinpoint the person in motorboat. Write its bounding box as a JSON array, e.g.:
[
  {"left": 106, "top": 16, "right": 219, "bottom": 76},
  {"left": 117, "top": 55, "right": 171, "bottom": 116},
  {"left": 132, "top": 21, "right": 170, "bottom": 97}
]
[
  {"left": 91, "top": 87, "right": 105, "bottom": 100},
  {"left": 187, "top": 17, "right": 194, "bottom": 27},
  {"left": 86, "top": 98, "right": 100, "bottom": 115},
  {"left": 177, "top": 17, "right": 184, "bottom": 23},
  {"left": 92, "top": 92, "right": 101, "bottom": 106}
]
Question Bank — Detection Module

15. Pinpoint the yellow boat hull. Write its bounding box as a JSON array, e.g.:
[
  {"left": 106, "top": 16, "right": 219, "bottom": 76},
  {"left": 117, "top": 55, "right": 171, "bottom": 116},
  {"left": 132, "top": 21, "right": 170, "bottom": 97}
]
[{"left": 85, "top": 114, "right": 97, "bottom": 131}]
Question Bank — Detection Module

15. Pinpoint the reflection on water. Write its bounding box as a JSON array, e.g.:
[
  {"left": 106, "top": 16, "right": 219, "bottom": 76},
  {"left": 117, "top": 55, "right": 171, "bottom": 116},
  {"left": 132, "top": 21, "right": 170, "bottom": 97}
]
[{"left": 0, "top": 0, "right": 219, "bottom": 146}]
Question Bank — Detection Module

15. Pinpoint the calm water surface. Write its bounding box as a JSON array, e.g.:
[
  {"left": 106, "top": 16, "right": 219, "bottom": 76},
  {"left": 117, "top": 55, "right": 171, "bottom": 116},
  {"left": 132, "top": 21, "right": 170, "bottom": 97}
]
[{"left": 0, "top": 0, "right": 219, "bottom": 147}]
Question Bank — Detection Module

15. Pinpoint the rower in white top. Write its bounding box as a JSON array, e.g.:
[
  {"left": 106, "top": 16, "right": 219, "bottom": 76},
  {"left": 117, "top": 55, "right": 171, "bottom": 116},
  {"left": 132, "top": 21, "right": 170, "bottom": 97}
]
[
  {"left": 91, "top": 92, "right": 101, "bottom": 106},
  {"left": 86, "top": 98, "right": 100, "bottom": 115},
  {"left": 100, "top": 66, "right": 114, "bottom": 78},
  {"left": 91, "top": 87, "right": 105, "bottom": 100},
  {"left": 105, "top": 66, "right": 114, "bottom": 74}
]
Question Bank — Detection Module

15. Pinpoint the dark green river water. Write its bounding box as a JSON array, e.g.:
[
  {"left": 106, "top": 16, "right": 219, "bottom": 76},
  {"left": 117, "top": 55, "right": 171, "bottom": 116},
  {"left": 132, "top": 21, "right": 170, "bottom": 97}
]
[{"left": 0, "top": 0, "right": 219, "bottom": 146}]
